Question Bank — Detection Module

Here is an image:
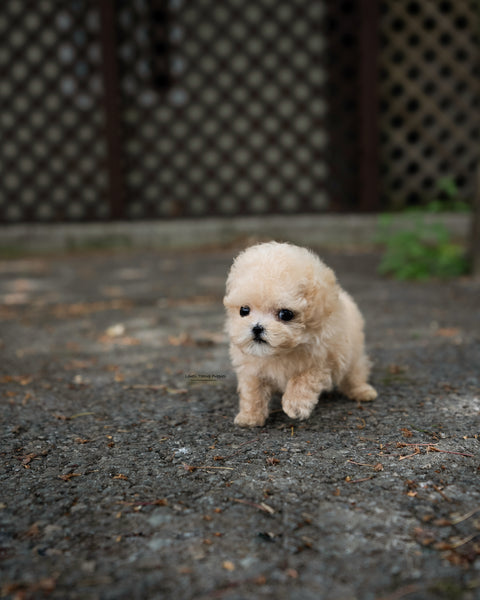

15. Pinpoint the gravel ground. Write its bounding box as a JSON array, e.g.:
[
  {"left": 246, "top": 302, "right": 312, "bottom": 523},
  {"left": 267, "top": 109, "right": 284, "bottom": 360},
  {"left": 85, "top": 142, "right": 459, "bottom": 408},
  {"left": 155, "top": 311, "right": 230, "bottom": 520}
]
[{"left": 0, "top": 246, "right": 479, "bottom": 600}]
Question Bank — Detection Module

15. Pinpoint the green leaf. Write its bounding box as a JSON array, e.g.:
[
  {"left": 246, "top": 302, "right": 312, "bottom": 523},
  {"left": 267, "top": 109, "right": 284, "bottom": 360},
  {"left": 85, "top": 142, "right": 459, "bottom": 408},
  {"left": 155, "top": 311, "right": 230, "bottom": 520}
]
[{"left": 437, "top": 177, "right": 459, "bottom": 200}]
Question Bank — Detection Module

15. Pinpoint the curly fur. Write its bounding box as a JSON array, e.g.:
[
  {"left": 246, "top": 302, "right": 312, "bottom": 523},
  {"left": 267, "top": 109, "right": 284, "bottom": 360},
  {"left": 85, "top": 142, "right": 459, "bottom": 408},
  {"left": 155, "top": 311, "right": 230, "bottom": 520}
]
[{"left": 224, "top": 241, "right": 377, "bottom": 427}]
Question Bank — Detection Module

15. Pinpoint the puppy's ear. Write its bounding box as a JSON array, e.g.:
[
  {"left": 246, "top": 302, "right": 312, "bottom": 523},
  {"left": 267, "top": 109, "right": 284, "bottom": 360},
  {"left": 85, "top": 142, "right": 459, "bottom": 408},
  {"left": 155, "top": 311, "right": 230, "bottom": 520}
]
[
  {"left": 223, "top": 268, "right": 235, "bottom": 308},
  {"left": 303, "top": 266, "right": 339, "bottom": 325},
  {"left": 223, "top": 293, "right": 233, "bottom": 308}
]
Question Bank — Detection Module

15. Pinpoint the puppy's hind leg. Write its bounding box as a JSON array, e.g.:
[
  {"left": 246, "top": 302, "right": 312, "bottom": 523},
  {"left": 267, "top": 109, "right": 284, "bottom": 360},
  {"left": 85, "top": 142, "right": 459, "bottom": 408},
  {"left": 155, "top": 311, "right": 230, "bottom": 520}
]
[
  {"left": 234, "top": 375, "right": 271, "bottom": 427},
  {"left": 339, "top": 353, "right": 377, "bottom": 402}
]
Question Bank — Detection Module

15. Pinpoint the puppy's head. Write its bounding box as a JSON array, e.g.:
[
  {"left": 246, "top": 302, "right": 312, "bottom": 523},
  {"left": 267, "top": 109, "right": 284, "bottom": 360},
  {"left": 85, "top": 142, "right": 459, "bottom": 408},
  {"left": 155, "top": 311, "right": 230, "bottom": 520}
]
[{"left": 223, "top": 242, "right": 338, "bottom": 357}]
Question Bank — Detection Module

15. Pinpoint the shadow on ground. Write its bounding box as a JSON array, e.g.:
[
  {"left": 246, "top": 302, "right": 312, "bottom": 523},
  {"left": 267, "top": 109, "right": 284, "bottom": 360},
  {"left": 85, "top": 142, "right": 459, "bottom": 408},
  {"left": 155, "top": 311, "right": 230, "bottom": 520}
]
[{"left": 1, "top": 247, "right": 479, "bottom": 600}]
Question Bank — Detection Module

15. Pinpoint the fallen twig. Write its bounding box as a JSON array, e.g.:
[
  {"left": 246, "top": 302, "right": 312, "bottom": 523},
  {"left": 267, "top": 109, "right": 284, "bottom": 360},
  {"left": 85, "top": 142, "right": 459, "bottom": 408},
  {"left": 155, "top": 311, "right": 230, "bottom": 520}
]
[
  {"left": 450, "top": 532, "right": 480, "bottom": 549},
  {"left": 451, "top": 506, "right": 480, "bottom": 525},
  {"left": 399, "top": 448, "right": 421, "bottom": 460},
  {"left": 432, "top": 484, "right": 451, "bottom": 502},
  {"left": 58, "top": 473, "right": 81, "bottom": 481},
  {"left": 231, "top": 498, "right": 275, "bottom": 514},
  {"left": 347, "top": 459, "right": 383, "bottom": 471},
  {"left": 397, "top": 443, "right": 474, "bottom": 460},
  {"left": 431, "top": 449, "right": 474, "bottom": 458},
  {"left": 117, "top": 499, "right": 168, "bottom": 509},
  {"left": 346, "top": 476, "right": 375, "bottom": 484},
  {"left": 398, "top": 442, "right": 438, "bottom": 447},
  {"left": 54, "top": 412, "right": 95, "bottom": 421},
  {"left": 182, "top": 463, "right": 234, "bottom": 472}
]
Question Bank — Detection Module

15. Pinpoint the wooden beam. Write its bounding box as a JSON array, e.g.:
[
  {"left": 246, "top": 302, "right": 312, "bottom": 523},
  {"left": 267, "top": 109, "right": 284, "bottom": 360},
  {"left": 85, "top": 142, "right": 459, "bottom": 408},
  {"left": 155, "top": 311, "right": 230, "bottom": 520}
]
[
  {"left": 358, "top": 0, "right": 380, "bottom": 211},
  {"left": 98, "top": 0, "right": 126, "bottom": 219}
]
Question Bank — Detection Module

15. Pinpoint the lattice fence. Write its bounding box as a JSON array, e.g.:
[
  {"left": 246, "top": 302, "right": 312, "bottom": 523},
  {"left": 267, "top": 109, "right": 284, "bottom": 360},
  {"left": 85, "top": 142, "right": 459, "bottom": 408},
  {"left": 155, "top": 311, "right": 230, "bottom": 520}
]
[
  {"left": 379, "top": 0, "right": 480, "bottom": 207},
  {"left": 116, "top": 0, "right": 329, "bottom": 218},
  {"left": 0, "top": 0, "right": 478, "bottom": 222},
  {"left": 0, "top": 1, "right": 110, "bottom": 221}
]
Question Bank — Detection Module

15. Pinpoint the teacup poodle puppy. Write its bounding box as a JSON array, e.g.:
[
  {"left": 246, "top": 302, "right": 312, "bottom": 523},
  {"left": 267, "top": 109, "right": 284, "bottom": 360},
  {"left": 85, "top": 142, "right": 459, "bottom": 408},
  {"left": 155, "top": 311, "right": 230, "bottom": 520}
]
[{"left": 224, "top": 241, "right": 377, "bottom": 427}]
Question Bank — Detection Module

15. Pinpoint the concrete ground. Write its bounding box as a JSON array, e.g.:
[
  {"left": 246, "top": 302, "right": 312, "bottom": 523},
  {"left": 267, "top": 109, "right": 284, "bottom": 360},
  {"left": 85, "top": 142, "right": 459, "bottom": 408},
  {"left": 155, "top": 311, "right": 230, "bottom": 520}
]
[{"left": 0, "top": 240, "right": 479, "bottom": 599}]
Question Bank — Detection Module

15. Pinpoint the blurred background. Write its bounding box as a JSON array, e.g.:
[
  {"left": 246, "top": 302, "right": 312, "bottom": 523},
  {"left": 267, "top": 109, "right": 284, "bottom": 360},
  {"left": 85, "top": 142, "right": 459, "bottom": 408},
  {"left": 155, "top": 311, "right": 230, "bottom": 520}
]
[{"left": 0, "top": 0, "right": 478, "bottom": 223}]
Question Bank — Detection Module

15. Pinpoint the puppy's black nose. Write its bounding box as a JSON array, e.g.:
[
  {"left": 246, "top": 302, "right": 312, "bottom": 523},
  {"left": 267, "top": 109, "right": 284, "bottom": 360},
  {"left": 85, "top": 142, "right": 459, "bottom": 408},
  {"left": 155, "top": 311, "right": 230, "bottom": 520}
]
[{"left": 252, "top": 324, "right": 264, "bottom": 338}]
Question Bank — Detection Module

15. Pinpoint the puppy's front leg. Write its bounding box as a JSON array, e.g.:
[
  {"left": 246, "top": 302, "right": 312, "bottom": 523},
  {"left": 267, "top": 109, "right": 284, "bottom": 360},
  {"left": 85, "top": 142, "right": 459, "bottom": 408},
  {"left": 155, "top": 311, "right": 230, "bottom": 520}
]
[
  {"left": 234, "top": 375, "right": 271, "bottom": 427},
  {"left": 282, "top": 371, "right": 331, "bottom": 421}
]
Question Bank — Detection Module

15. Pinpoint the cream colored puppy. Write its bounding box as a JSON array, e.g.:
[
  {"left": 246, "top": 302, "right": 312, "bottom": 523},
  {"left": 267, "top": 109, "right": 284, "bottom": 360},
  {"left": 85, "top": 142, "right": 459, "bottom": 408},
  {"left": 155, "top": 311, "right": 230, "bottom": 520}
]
[{"left": 224, "top": 242, "right": 377, "bottom": 427}]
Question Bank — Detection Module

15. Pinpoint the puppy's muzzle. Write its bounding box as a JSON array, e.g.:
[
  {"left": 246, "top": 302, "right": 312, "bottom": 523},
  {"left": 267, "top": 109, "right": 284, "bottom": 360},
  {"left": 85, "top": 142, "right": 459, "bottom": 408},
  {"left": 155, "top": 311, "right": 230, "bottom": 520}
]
[{"left": 252, "top": 324, "right": 267, "bottom": 344}]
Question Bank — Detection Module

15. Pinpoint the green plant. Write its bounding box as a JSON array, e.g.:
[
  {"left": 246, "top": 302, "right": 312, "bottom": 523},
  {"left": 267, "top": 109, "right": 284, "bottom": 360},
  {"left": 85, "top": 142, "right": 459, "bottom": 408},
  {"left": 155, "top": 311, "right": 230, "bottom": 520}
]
[
  {"left": 376, "top": 213, "right": 468, "bottom": 280},
  {"left": 429, "top": 177, "right": 471, "bottom": 213}
]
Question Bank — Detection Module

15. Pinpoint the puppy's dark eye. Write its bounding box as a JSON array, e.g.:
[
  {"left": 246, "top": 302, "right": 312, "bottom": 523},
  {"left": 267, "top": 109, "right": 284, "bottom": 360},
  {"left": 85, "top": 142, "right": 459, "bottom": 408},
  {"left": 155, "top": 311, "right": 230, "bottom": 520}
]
[
  {"left": 278, "top": 309, "right": 294, "bottom": 322},
  {"left": 239, "top": 306, "right": 250, "bottom": 317}
]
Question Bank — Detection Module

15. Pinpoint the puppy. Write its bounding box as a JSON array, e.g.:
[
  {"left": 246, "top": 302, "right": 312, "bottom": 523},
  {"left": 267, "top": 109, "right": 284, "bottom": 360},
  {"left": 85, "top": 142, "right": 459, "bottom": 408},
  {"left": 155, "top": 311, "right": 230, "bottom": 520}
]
[{"left": 223, "top": 241, "right": 377, "bottom": 427}]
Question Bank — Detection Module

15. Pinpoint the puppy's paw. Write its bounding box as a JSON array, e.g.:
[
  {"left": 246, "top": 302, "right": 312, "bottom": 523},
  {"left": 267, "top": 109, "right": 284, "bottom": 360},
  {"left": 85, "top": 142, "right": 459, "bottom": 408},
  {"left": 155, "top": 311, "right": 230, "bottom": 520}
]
[
  {"left": 234, "top": 411, "right": 266, "bottom": 427},
  {"left": 282, "top": 397, "right": 315, "bottom": 421},
  {"left": 351, "top": 384, "right": 377, "bottom": 402}
]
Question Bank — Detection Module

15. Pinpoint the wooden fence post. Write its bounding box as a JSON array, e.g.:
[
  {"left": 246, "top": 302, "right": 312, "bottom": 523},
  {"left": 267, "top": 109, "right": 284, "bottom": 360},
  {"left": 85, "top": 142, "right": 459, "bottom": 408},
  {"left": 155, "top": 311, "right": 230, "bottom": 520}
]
[
  {"left": 99, "top": 0, "right": 126, "bottom": 220},
  {"left": 358, "top": 0, "right": 380, "bottom": 211}
]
